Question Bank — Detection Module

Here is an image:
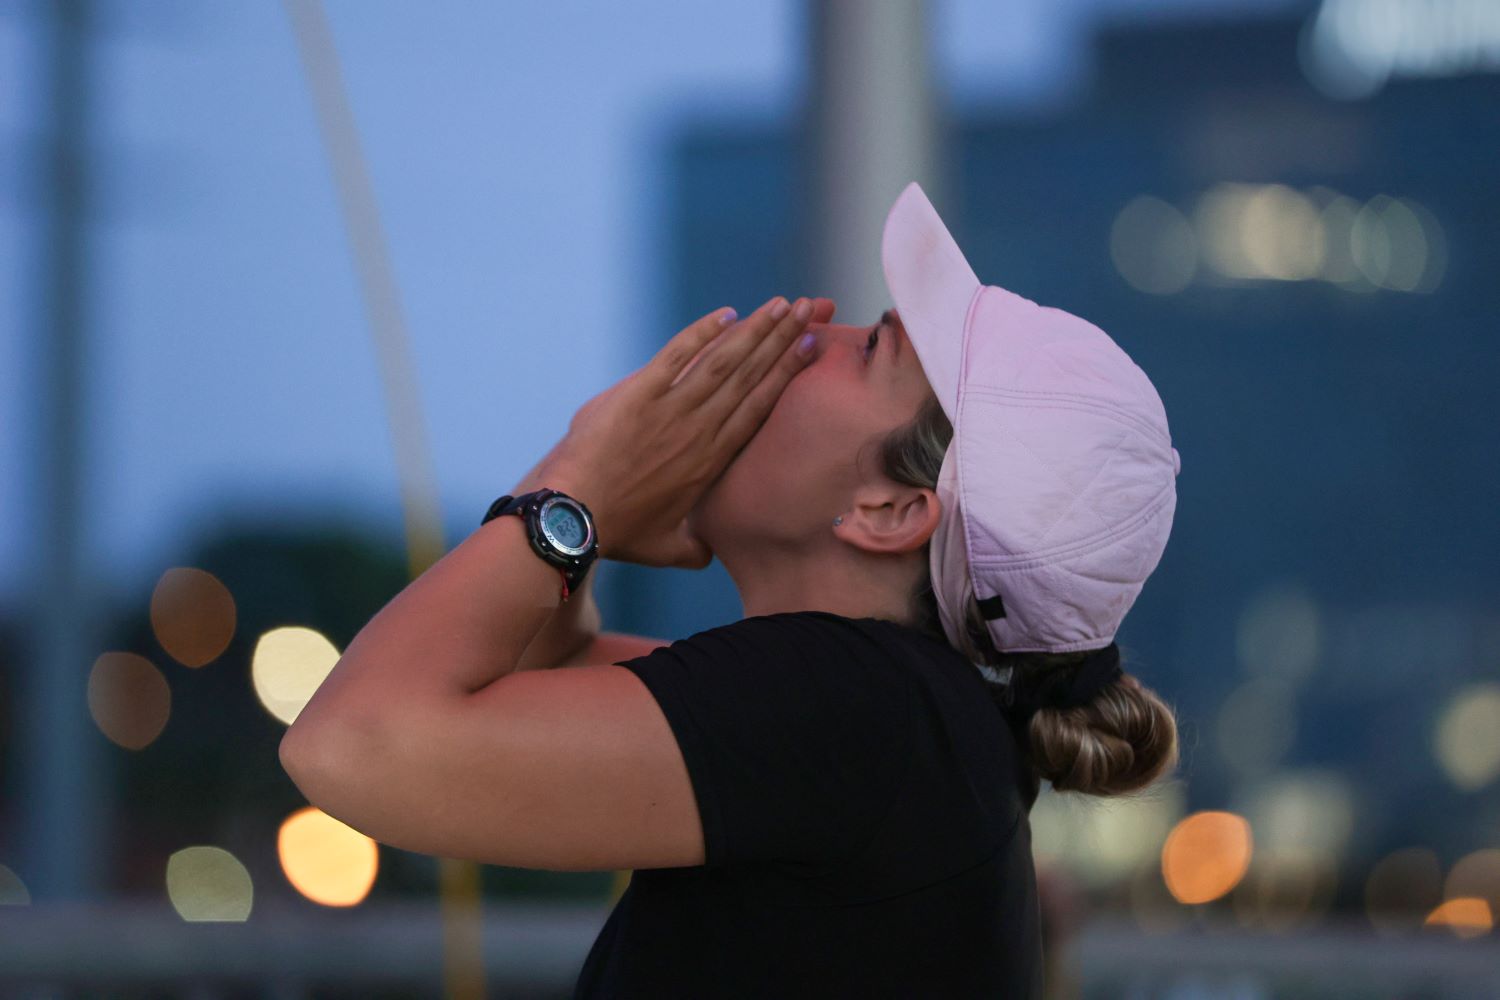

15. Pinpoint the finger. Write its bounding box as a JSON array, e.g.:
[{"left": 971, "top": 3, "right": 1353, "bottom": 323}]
[
  {"left": 669, "top": 295, "right": 800, "bottom": 408},
  {"left": 669, "top": 298, "right": 788, "bottom": 388},
  {"left": 703, "top": 298, "right": 818, "bottom": 449},
  {"left": 810, "top": 297, "right": 836, "bottom": 324},
  {"left": 646, "top": 300, "right": 773, "bottom": 397}
]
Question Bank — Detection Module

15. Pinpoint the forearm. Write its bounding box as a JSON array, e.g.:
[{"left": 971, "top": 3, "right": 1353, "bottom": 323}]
[
  {"left": 513, "top": 569, "right": 600, "bottom": 672},
  {"left": 289, "top": 469, "right": 601, "bottom": 740}
]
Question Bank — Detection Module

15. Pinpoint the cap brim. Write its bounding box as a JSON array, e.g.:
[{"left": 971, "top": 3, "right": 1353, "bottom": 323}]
[{"left": 881, "top": 181, "right": 982, "bottom": 422}]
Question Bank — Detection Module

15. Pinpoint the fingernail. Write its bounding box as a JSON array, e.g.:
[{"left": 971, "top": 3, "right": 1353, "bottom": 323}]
[
  {"left": 793, "top": 298, "right": 812, "bottom": 321},
  {"left": 797, "top": 332, "right": 816, "bottom": 356},
  {"left": 718, "top": 308, "right": 737, "bottom": 326},
  {"left": 771, "top": 298, "right": 791, "bottom": 320}
]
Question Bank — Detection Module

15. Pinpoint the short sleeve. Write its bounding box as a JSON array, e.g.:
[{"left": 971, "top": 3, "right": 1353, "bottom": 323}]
[{"left": 614, "top": 612, "right": 916, "bottom": 871}]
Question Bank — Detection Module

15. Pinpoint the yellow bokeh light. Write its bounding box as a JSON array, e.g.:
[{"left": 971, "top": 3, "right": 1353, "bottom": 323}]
[
  {"left": 278, "top": 806, "right": 379, "bottom": 907},
  {"left": 1235, "top": 770, "right": 1355, "bottom": 862},
  {"left": 86, "top": 652, "right": 171, "bottom": 750},
  {"left": 253, "top": 626, "right": 343, "bottom": 726},
  {"left": 1434, "top": 683, "right": 1500, "bottom": 791},
  {"left": 1161, "top": 810, "right": 1253, "bottom": 904},
  {"left": 150, "top": 567, "right": 237, "bottom": 668},
  {"left": 1194, "top": 182, "right": 1261, "bottom": 280},
  {"left": 1424, "top": 897, "right": 1493, "bottom": 938},
  {"left": 1241, "top": 184, "right": 1325, "bottom": 280},
  {"left": 1030, "top": 781, "right": 1186, "bottom": 888},
  {"left": 165, "top": 846, "right": 254, "bottom": 922}
]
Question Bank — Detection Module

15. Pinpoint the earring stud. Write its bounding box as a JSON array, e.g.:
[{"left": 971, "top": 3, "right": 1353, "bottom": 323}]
[{"left": 833, "top": 516, "right": 843, "bottom": 526}]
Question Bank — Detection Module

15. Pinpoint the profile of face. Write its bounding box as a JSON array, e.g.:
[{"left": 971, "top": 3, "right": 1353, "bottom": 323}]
[{"left": 688, "top": 306, "right": 940, "bottom": 575}]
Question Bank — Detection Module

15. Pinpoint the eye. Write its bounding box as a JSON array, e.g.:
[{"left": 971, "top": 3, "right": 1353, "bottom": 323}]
[{"left": 864, "top": 327, "right": 879, "bottom": 362}]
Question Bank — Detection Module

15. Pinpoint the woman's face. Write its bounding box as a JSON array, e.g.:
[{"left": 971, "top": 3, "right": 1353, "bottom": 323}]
[{"left": 688, "top": 306, "right": 937, "bottom": 552}]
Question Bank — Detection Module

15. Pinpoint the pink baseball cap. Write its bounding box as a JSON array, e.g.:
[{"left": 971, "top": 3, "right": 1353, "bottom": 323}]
[{"left": 881, "top": 181, "right": 1182, "bottom": 655}]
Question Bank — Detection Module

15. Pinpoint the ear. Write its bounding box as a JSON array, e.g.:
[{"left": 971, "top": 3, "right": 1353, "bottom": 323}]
[{"left": 834, "top": 484, "right": 939, "bottom": 555}]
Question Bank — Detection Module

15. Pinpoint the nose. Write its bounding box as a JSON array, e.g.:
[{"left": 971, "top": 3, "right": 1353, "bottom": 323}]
[{"left": 803, "top": 321, "right": 870, "bottom": 350}]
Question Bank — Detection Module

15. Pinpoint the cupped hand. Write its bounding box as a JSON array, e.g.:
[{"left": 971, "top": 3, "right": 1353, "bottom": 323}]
[{"left": 531, "top": 295, "right": 836, "bottom": 569}]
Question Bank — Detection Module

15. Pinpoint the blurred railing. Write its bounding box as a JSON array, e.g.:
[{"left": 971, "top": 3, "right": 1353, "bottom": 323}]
[{"left": 1, "top": 904, "right": 1496, "bottom": 998}]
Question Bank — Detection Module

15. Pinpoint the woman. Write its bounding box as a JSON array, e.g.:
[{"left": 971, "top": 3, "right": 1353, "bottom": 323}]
[{"left": 280, "top": 182, "right": 1182, "bottom": 998}]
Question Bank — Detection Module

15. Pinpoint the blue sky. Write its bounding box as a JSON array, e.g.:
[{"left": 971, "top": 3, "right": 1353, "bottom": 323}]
[{"left": 0, "top": 0, "right": 1292, "bottom": 609}]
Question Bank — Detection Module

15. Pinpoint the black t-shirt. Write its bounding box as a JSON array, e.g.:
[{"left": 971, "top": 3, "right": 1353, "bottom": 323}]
[{"left": 571, "top": 610, "right": 1043, "bottom": 999}]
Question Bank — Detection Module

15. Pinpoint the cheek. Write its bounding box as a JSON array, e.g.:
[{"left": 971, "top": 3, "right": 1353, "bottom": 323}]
[{"left": 692, "top": 374, "right": 849, "bottom": 521}]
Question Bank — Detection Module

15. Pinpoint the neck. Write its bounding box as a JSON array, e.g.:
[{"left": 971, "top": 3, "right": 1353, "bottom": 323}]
[{"left": 717, "top": 535, "right": 925, "bottom": 627}]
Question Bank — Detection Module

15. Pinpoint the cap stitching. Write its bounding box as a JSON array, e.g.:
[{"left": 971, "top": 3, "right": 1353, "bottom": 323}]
[
  {"left": 964, "top": 387, "right": 1170, "bottom": 447},
  {"left": 1015, "top": 422, "right": 1133, "bottom": 550},
  {"left": 974, "top": 484, "right": 1176, "bottom": 570},
  {"left": 954, "top": 283, "right": 986, "bottom": 611}
]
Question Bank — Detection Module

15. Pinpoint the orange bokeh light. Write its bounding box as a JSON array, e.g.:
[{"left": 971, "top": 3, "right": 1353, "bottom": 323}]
[
  {"left": 1424, "top": 897, "right": 1493, "bottom": 938},
  {"left": 1161, "top": 810, "right": 1253, "bottom": 904},
  {"left": 151, "top": 566, "right": 237, "bottom": 668},
  {"left": 87, "top": 651, "right": 171, "bottom": 750}
]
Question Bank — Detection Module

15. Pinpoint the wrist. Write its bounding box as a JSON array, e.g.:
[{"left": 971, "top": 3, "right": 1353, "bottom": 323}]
[{"left": 528, "top": 466, "right": 613, "bottom": 561}]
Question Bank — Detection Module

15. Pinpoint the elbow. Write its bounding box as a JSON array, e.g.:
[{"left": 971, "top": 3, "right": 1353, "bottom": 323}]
[
  {"left": 279, "top": 715, "right": 372, "bottom": 809},
  {"left": 279, "top": 722, "right": 332, "bottom": 802}
]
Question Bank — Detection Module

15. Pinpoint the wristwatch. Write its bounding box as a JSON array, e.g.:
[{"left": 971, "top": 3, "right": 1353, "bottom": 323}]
[{"left": 481, "top": 488, "right": 599, "bottom": 601}]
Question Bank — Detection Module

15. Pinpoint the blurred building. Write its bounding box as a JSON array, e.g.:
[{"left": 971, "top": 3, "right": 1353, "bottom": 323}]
[{"left": 605, "top": 7, "right": 1500, "bottom": 899}]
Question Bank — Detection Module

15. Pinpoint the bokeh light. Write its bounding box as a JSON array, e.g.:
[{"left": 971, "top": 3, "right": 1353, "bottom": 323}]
[
  {"left": 86, "top": 652, "right": 172, "bottom": 750},
  {"left": 150, "top": 567, "right": 237, "bottom": 668},
  {"left": 1423, "top": 897, "right": 1493, "bottom": 938},
  {"left": 1216, "top": 677, "right": 1299, "bottom": 778},
  {"left": 1235, "top": 770, "right": 1356, "bottom": 863},
  {"left": 1161, "top": 810, "right": 1254, "bottom": 904},
  {"left": 165, "top": 846, "right": 254, "bottom": 922},
  {"left": 253, "top": 626, "right": 344, "bottom": 726},
  {"left": 1365, "top": 846, "right": 1443, "bottom": 934},
  {"left": 1241, "top": 184, "right": 1325, "bottom": 280},
  {"left": 1444, "top": 848, "right": 1500, "bottom": 917},
  {"left": 278, "top": 806, "right": 379, "bottom": 907},
  {"left": 1140, "top": 183, "right": 1447, "bottom": 293},
  {"left": 1236, "top": 582, "right": 1323, "bottom": 687},
  {"left": 1316, "top": 192, "right": 1366, "bottom": 286},
  {"left": 1433, "top": 683, "right": 1500, "bottom": 791},
  {"left": 1110, "top": 195, "right": 1198, "bottom": 294},
  {"left": 1031, "top": 782, "right": 1187, "bottom": 888}
]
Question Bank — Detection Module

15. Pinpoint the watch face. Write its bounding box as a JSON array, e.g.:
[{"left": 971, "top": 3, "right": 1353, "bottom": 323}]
[{"left": 540, "top": 498, "right": 592, "bottom": 554}]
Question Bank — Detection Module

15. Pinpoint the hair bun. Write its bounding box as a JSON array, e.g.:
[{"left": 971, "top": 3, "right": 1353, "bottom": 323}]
[{"left": 1024, "top": 666, "right": 1179, "bottom": 797}]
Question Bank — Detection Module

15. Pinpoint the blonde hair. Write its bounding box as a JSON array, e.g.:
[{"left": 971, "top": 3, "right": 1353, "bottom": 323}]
[{"left": 877, "top": 394, "right": 1180, "bottom": 797}]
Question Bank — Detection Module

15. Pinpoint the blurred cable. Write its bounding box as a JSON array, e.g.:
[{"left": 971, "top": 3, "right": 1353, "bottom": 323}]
[{"left": 280, "top": 4, "right": 481, "bottom": 1000}]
